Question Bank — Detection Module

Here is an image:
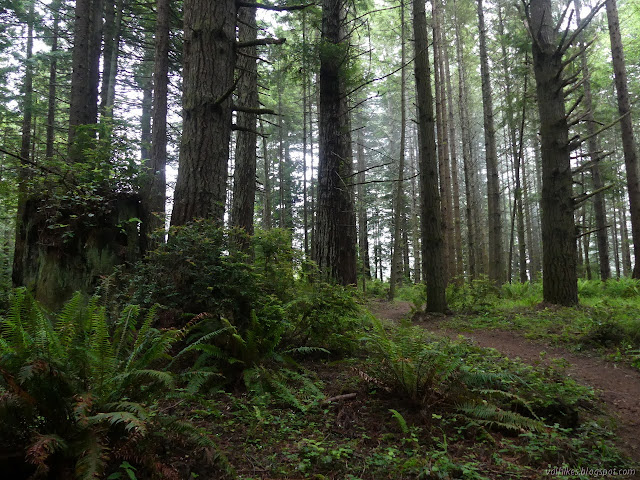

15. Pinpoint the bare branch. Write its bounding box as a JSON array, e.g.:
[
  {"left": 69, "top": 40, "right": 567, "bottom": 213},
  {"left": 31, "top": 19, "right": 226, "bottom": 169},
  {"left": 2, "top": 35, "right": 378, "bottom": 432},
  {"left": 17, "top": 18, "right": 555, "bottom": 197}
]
[
  {"left": 237, "top": 37, "right": 286, "bottom": 48},
  {"left": 237, "top": 1, "right": 315, "bottom": 11}
]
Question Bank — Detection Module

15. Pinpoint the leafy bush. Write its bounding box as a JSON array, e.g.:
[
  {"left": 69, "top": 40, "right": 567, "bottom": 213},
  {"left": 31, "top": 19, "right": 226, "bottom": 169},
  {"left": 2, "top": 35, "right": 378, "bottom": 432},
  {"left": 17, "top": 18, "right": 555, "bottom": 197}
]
[
  {"left": 0, "top": 289, "right": 233, "bottom": 479},
  {"left": 446, "top": 275, "right": 500, "bottom": 313}
]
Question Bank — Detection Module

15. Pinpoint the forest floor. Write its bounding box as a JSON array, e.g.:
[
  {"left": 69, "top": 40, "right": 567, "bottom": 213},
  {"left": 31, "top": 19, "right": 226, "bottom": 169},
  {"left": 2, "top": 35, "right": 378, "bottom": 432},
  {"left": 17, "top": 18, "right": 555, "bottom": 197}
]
[{"left": 368, "top": 298, "right": 640, "bottom": 468}]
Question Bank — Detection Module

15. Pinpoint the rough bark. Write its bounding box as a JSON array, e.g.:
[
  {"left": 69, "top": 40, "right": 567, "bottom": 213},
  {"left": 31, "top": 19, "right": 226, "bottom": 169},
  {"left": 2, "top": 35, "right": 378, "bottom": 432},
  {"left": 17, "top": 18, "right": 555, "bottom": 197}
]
[
  {"left": 231, "top": 5, "right": 259, "bottom": 241},
  {"left": 68, "top": 0, "right": 103, "bottom": 162},
  {"left": 314, "top": 0, "right": 357, "bottom": 285},
  {"left": 260, "top": 118, "right": 272, "bottom": 229},
  {"left": 529, "top": 0, "right": 578, "bottom": 305},
  {"left": 100, "top": 0, "right": 125, "bottom": 118},
  {"left": 605, "top": 0, "right": 640, "bottom": 279},
  {"left": 171, "top": 0, "right": 236, "bottom": 225},
  {"left": 413, "top": 0, "right": 447, "bottom": 312},
  {"left": 477, "top": 0, "right": 505, "bottom": 284}
]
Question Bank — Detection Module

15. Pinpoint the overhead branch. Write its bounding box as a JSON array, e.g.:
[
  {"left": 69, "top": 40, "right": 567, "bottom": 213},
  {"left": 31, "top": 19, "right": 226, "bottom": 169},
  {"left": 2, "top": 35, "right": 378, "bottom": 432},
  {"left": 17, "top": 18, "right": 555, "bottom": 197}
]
[
  {"left": 345, "top": 160, "right": 394, "bottom": 179},
  {"left": 231, "top": 124, "right": 268, "bottom": 137},
  {"left": 571, "top": 151, "right": 614, "bottom": 175},
  {"left": 567, "top": 110, "right": 590, "bottom": 128},
  {"left": 560, "top": 1, "right": 605, "bottom": 55},
  {"left": 568, "top": 112, "right": 630, "bottom": 151},
  {"left": 237, "top": 37, "right": 286, "bottom": 48},
  {"left": 0, "top": 146, "right": 72, "bottom": 187},
  {"left": 566, "top": 93, "right": 584, "bottom": 119},
  {"left": 577, "top": 224, "right": 610, "bottom": 238},
  {"left": 560, "top": 38, "right": 595, "bottom": 72},
  {"left": 348, "top": 173, "right": 419, "bottom": 187},
  {"left": 237, "top": 1, "right": 314, "bottom": 11},
  {"left": 233, "top": 104, "right": 277, "bottom": 115},
  {"left": 573, "top": 184, "right": 613, "bottom": 208}
]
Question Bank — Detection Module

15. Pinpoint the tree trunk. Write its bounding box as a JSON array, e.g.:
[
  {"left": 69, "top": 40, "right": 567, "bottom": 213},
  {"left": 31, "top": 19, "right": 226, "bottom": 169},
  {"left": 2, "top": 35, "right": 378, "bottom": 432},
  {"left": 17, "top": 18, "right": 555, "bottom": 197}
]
[
  {"left": 100, "top": 0, "right": 125, "bottom": 118},
  {"left": 357, "top": 129, "right": 371, "bottom": 280},
  {"left": 477, "top": 0, "right": 504, "bottom": 285},
  {"left": 620, "top": 194, "right": 632, "bottom": 276},
  {"left": 231, "top": 5, "right": 259, "bottom": 242},
  {"left": 605, "top": 0, "right": 640, "bottom": 279},
  {"left": 68, "top": 0, "right": 103, "bottom": 162},
  {"left": 453, "top": 0, "right": 477, "bottom": 280},
  {"left": 572, "top": 0, "right": 610, "bottom": 281},
  {"left": 171, "top": 0, "right": 236, "bottom": 225},
  {"left": 389, "top": 0, "right": 407, "bottom": 298},
  {"left": 413, "top": 0, "right": 447, "bottom": 312},
  {"left": 260, "top": 119, "right": 272, "bottom": 229},
  {"left": 529, "top": 0, "right": 578, "bottom": 305},
  {"left": 12, "top": 0, "right": 35, "bottom": 289},
  {"left": 45, "top": 0, "right": 60, "bottom": 160},
  {"left": 315, "top": 0, "right": 357, "bottom": 285},
  {"left": 142, "top": 0, "right": 170, "bottom": 246}
]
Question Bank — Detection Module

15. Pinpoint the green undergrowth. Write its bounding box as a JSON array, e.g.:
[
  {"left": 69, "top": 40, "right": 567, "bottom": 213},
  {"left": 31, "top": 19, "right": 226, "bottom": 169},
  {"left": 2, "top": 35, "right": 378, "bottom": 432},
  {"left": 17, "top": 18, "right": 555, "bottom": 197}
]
[
  {"left": 443, "top": 278, "right": 640, "bottom": 369},
  {"left": 204, "top": 318, "right": 632, "bottom": 479}
]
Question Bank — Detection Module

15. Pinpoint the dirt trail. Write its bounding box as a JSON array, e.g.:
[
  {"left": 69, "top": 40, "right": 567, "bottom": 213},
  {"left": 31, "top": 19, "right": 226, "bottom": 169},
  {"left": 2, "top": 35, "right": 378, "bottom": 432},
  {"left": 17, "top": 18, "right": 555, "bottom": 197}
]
[{"left": 368, "top": 299, "right": 640, "bottom": 466}]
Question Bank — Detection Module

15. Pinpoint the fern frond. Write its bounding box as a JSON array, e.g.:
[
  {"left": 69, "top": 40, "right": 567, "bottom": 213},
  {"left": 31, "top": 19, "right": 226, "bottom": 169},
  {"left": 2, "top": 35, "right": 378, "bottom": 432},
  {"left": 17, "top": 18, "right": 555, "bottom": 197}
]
[
  {"left": 113, "top": 369, "right": 175, "bottom": 390},
  {"left": 26, "top": 433, "right": 68, "bottom": 475},
  {"left": 457, "top": 401, "right": 546, "bottom": 433},
  {"left": 74, "top": 431, "right": 107, "bottom": 480},
  {"left": 89, "top": 411, "right": 148, "bottom": 434},
  {"left": 389, "top": 409, "right": 409, "bottom": 434}
]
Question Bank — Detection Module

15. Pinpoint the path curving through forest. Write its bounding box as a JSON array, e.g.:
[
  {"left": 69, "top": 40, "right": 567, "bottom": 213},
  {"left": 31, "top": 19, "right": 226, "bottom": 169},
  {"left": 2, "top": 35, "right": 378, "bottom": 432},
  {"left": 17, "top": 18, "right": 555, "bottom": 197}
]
[{"left": 368, "top": 299, "right": 640, "bottom": 468}]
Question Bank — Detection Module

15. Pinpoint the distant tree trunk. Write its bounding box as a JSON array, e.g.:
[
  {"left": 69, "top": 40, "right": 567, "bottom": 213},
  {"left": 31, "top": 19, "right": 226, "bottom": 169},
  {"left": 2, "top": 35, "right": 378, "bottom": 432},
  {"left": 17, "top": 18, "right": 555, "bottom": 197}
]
[
  {"left": 443, "top": 33, "right": 463, "bottom": 280},
  {"left": 620, "top": 195, "right": 632, "bottom": 276},
  {"left": 356, "top": 129, "right": 371, "bottom": 280},
  {"left": 101, "top": 0, "right": 125, "bottom": 118},
  {"left": 260, "top": 119, "right": 272, "bottom": 229},
  {"left": 139, "top": 44, "right": 153, "bottom": 164},
  {"left": 529, "top": 0, "right": 578, "bottom": 305},
  {"left": 523, "top": 153, "right": 538, "bottom": 281},
  {"left": 12, "top": 0, "right": 35, "bottom": 288},
  {"left": 454, "top": 0, "right": 477, "bottom": 280},
  {"left": 389, "top": 0, "right": 407, "bottom": 298},
  {"left": 477, "top": 0, "right": 504, "bottom": 284},
  {"left": 413, "top": 0, "right": 447, "bottom": 312},
  {"left": 605, "top": 0, "right": 640, "bottom": 279},
  {"left": 315, "top": 0, "right": 357, "bottom": 285},
  {"left": 611, "top": 204, "right": 621, "bottom": 278},
  {"left": 45, "top": 1, "right": 60, "bottom": 160},
  {"left": 571, "top": 0, "right": 610, "bottom": 281},
  {"left": 433, "top": 0, "right": 453, "bottom": 283},
  {"left": 142, "top": 0, "right": 169, "bottom": 246},
  {"left": 302, "top": 13, "right": 310, "bottom": 258},
  {"left": 231, "top": 5, "right": 259, "bottom": 243},
  {"left": 409, "top": 133, "right": 421, "bottom": 283},
  {"left": 172, "top": 0, "right": 236, "bottom": 225}
]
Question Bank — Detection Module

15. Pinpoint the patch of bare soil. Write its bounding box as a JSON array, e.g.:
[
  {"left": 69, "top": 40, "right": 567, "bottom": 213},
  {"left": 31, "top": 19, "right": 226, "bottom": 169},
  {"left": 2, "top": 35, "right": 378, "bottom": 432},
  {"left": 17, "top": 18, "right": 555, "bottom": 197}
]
[{"left": 371, "top": 300, "right": 640, "bottom": 468}]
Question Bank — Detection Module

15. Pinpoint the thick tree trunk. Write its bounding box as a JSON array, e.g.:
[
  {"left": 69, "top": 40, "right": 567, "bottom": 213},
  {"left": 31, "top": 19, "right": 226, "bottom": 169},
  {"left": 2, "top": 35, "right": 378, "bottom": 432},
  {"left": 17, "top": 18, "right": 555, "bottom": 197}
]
[
  {"left": 605, "top": 0, "right": 640, "bottom": 279},
  {"left": 413, "top": 0, "right": 447, "bottom": 312},
  {"left": 529, "top": 0, "right": 578, "bottom": 305},
  {"left": 172, "top": 0, "right": 236, "bottom": 225},
  {"left": 315, "top": 0, "right": 357, "bottom": 285},
  {"left": 68, "top": 0, "right": 103, "bottom": 162},
  {"left": 477, "top": 0, "right": 505, "bottom": 284},
  {"left": 231, "top": 5, "right": 259, "bottom": 241},
  {"left": 409, "top": 133, "right": 421, "bottom": 283}
]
